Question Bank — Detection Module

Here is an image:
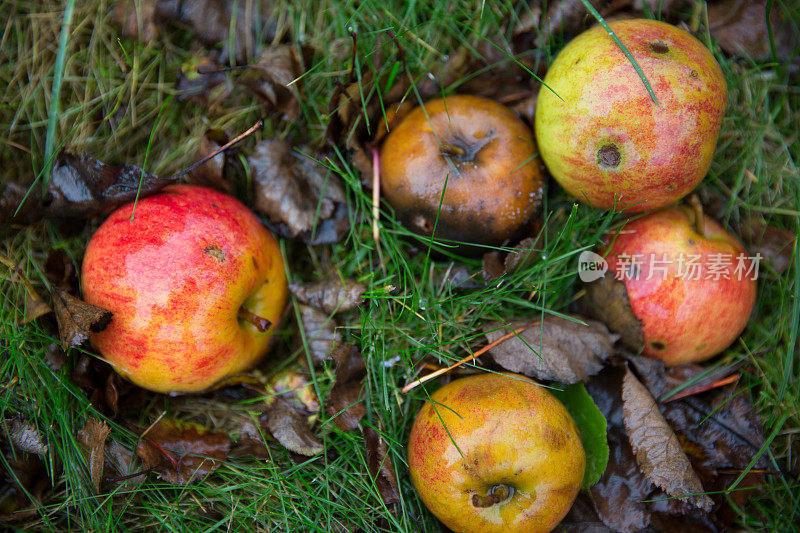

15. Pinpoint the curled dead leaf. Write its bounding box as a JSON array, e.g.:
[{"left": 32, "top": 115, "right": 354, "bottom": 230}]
[
  {"left": 709, "top": 0, "right": 800, "bottom": 62},
  {"left": 136, "top": 419, "right": 231, "bottom": 485},
  {"left": 111, "top": 0, "right": 160, "bottom": 43},
  {"left": 242, "top": 44, "right": 303, "bottom": 120},
  {"left": 250, "top": 138, "right": 349, "bottom": 244},
  {"left": 24, "top": 291, "right": 51, "bottom": 324},
  {"left": 77, "top": 417, "right": 111, "bottom": 493},
  {"left": 266, "top": 370, "right": 320, "bottom": 413},
  {"left": 583, "top": 271, "right": 644, "bottom": 351},
  {"left": 621, "top": 368, "right": 713, "bottom": 511},
  {"left": 327, "top": 345, "right": 366, "bottom": 432},
  {"left": 266, "top": 399, "right": 323, "bottom": 456},
  {"left": 364, "top": 426, "right": 400, "bottom": 506},
  {"left": 104, "top": 440, "right": 144, "bottom": 489},
  {"left": 52, "top": 287, "right": 113, "bottom": 350},
  {"left": 297, "top": 304, "right": 341, "bottom": 366},
  {"left": 6, "top": 419, "right": 48, "bottom": 455},
  {"left": 739, "top": 216, "right": 796, "bottom": 275},
  {"left": 289, "top": 278, "right": 366, "bottom": 315},
  {"left": 483, "top": 315, "right": 617, "bottom": 383},
  {"left": 175, "top": 53, "right": 232, "bottom": 108}
]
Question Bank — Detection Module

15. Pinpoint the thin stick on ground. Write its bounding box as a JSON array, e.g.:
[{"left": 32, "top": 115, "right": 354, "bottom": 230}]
[
  {"left": 401, "top": 321, "right": 540, "bottom": 393},
  {"left": 371, "top": 146, "right": 381, "bottom": 244}
]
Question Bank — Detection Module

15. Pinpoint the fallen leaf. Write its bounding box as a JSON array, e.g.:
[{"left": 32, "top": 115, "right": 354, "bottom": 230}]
[
  {"left": 104, "top": 440, "right": 144, "bottom": 489},
  {"left": 503, "top": 235, "right": 542, "bottom": 273},
  {"left": 230, "top": 417, "right": 270, "bottom": 460},
  {"left": 364, "top": 426, "right": 400, "bottom": 506},
  {"left": 111, "top": 0, "right": 160, "bottom": 43},
  {"left": 621, "top": 367, "right": 713, "bottom": 511},
  {"left": 175, "top": 53, "right": 232, "bottom": 108},
  {"left": 297, "top": 304, "right": 341, "bottom": 366},
  {"left": 0, "top": 442, "right": 49, "bottom": 521},
  {"left": 583, "top": 271, "right": 644, "bottom": 351},
  {"left": 327, "top": 345, "right": 366, "bottom": 432},
  {"left": 77, "top": 417, "right": 111, "bottom": 493},
  {"left": 709, "top": 0, "right": 800, "bottom": 62},
  {"left": 136, "top": 419, "right": 231, "bottom": 485},
  {"left": 551, "top": 383, "right": 609, "bottom": 489},
  {"left": 24, "top": 291, "right": 52, "bottom": 323},
  {"left": 242, "top": 44, "right": 302, "bottom": 120},
  {"left": 155, "top": 0, "right": 275, "bottom": 63},
  {"left": 70, "top": 355, "right": 147, "bottom": 418},
  {"left": 44, "top": 249, "right": 77, "bottom": 288},
  {"left": 739, "top": 216, "right": 795, "bottom": 274},
  {"left": 6, "top": 419, "right": 48, "bottom": 455},
  {"left": 1, "top": 153, "right": 173, "bottom": 223},
  {"left": 249, "top": 138, "right": 349, "bottom": 243},
  {"left": 289, "top": 278, "right": 366, "bottom": 315},
  {"left": 481, "top": 251, "right": 505, "bottom": 282},
  {"left": 483, "top": 315, "right": 617, "bottom": 383},
  {"left": 266, "top": 399, "right": 323, "bottom": 456},
  {"left": 558, "top": 492, "right": 612, "bottom": 532},
  {"left": 51, "top": 287, "right": 113, "bottom": 349}
]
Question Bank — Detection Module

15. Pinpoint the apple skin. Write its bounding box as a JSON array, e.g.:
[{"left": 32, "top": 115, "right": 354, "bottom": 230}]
[
  {"left": 81, "top": 185, "right": 288, "bottom": 393},
  {"left": 408, "top": 373, "right": 585, "bottom": 533},
  {"left": 535, "top": 19, "right": 726, "bottom": 212},
  {"left": 604, "top": 208, "right": 756, "bottom": 366},
  {"left": 380, "top": 94, "right": 545, "bottom": 248}
]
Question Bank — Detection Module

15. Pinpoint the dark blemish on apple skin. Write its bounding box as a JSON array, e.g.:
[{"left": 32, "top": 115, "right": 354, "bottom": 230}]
[
  {"left": 543, "top": 426, "right": 568, "bottom": 451},
  {"left": 211, "top": 203, "right": 219, "bottom": 209},
  {"left": 651, "top": 341, "right": 666, "bottom": 351},
  {"left": 649, "top": 41, "right": 669, "bottom": 54},
  {"left": 688, "top": 238, "right": 696, "bottom": 246},
  {"left": 597, "top": 144, "right": 621, "bottom": 169},
  {"left": 666, "top": 183, "right": 676, "bottom": 191},
  {"left": 696, "top": 343, "right": 707, "bottom": 351},
  {"left": 690, "top": 70, "right": 699, "bottom": 78},
  {"left": 412, "top": 214, "right": 434, "bottom": 233},
  {"left": 203, "top": 245, "right": 226, "bottom": 262}
]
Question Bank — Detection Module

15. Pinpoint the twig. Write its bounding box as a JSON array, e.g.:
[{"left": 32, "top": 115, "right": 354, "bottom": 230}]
[
  {"left": 663, "top": 374, "right": 739, "bottom": 403},
  {"left": 168, "top": 120, "right": 263, "bottom": 181},
  {"left": 371, "top": 146, "right": 381, "bottom": 244},
  {"left": 401, "top": 321, "right": 540, "bottom": 393}
]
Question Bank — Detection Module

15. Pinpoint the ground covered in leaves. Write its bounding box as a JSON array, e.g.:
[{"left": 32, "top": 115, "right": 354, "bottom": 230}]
[{"left": 1, "top": 0, "right": 799, "bottom": 531}]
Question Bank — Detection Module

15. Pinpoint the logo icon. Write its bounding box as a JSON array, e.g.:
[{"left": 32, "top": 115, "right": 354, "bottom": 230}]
[{"left": 578, "top": 250, "right": 608, "bottom": 282}]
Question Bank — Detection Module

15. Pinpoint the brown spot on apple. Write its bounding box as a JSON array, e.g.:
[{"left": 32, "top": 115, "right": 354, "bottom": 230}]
[
  {"left": 597, "top": 144, "right": 621, "bottom": 169},
  {"left": 203, "top": 245, "right": 226, "bottom": 262},
  {"left": 412, "top": 214, "right": 434, "bottom": 233},
  {"left": 649, "top": 41, "right": 670, "bottom": 54},
  {"left": 543, "top": 426, "right": 568, "bottom": 450},
  {"left": 650, "top": 341, "right": 666, "bottom": 351},
  {"left": 690, "top": 70, "right": 699, "bottom": 78}
]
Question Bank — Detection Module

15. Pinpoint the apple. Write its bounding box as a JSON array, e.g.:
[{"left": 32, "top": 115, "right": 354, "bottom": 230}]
[
  {"left": 602, "top": 207, "right": 756, "bottom": 366},
  {"left": 535, "top": 19, "right": 727, "bottom": 212},
  {"left": 380, "top": 94, "right": 545, "bottom": 248},
  {"left": 81, "top": 184, "right": 288, "bottom": 393},
  {"left": 408, "top": 373, "right": 585, "bottom": 533}
]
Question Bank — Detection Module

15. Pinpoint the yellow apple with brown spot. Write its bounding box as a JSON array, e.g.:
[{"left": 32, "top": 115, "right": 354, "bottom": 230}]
[
  {"left": 407, "top": 372, "right": 585, "bottom": 533},
  {"left": 81, "top": 185, "right": 287, "bottom": 393},
  {"left": 380, "top": 94, "right": 545, "bottom": 249},
  {"left": 535, "top": 19, "right": 727, "bottom": 211}
]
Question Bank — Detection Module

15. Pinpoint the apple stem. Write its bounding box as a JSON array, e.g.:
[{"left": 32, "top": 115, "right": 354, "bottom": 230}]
[
  {"left": 471, "top": 484, "right": 513, "bottom": 508},
  {"left": 440, "top": 143, "right": 466, "bottom": 158},
  {"left": 689, "top": 194, "right": 705, "bottom": 237},
  {"left": 238, "top": 308, "right": 272, "bottom": 332}
]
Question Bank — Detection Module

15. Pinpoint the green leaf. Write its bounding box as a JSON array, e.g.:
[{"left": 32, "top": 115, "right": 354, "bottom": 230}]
[{"left": 552, "top": 382, "right": 609, "bottom": 489}]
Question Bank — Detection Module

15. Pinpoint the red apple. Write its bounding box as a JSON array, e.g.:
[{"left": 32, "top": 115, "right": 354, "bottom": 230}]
[
  {"left": 408, "top": 373, "right": 585, "bottom": 533},
  {"left": 81, "top": 185, "right": 288, "bottom": 393},
  {"left": 535, "top": 19, "right": 727, "bottom": 211},
  {"left": 380, "top": 94, "right": 545, "bottom": 248},
  {"left": 603, "top": 207, "right": 756, "bottom": 365}
]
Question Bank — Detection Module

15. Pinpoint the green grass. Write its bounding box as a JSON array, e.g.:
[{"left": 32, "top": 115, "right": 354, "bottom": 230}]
[{"left": 1, "top": 0, "right": 799, "bottom": 531}]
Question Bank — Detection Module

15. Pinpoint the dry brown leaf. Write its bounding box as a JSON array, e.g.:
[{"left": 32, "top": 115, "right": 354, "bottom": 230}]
[
  {"left": 481, "top": 251, "right": 505, "bottom": 282},
  {"left": 112, "top": 0, "right": 160, "bottom": 43},
  {"left": 583, "top": 271, "right": 644, "bottom": 351},
  {"left": 266, "top": 399, "right": 323, "bottom": 456},
  {"left": 297, "top": 304, "right": 341, "bottom": 366},
  {"left": 175, "top": 54, "right": 232, "bottom": 108},
  {"left": 364, "top": 426, "right": 400, "bottom": 506},
  {"left": 709, "top": 0, "right": 800, "bottom": 62},
  {"left": 52, "top": 287, "right": 113, "bottom": 349},
  {"left": 266, "top": 370, "right": 320, "bottom": 413},
  {"left": 250, "top": 138, "right": 348, "bottom": 244},
  {"left": 289, "top": 278, "right": 366, "bottom": 315},
  {"left": 621, "top": 368, "right": 713, "bottom": 511},
  {"left": 104, "top": 440, "right": 144, "bottom": 489},
  {"left": 230, "top": 418, "right": 270, "bottom": 460},
  {"left": 0, "top": 443, "right": 49, "bottom": 521},
  {"left": 136, "top": 419, "right": 231, "bottom": 485},
  {"left": 242, "top": 44, "right": 302, "bottom": 120},
  {"left": 6, "top": 419, "right": 48, "bottom": 455},
  {"left": 24, "top": 291, "right": 52, "bottom": 324},
  {"left": 483, "top": 315, "right": 617, "bottom": 383},
  {"left": 77, "top": 417, "right": 111, "bottom": 493},
  {"left": 739, "top": 216, "right": 796, "bottom": 275},
  {"left": 327, "top": 345, "right": 366, "bottom": 432},
  {"left": 186, "top": 130, "right": 232, "bottom": 192}
]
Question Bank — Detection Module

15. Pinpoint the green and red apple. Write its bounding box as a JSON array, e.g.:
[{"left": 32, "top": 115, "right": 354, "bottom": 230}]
[
  {"left": 408, "top": 373, "right": 585, "bottom": 533},
  {"left": 81, "top": 184, "right": 288, "bottom": 393},
  {"left": 380, "top": 94, "right": 545, "bottom": 248},
  {"left": 535, "top": 19, "right": 727, "bottom": 211},
  {"left": 603, "top": 207, "right": 756, "bottom": 366}
]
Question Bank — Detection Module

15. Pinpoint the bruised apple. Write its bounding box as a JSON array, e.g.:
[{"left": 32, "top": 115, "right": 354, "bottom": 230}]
[
  {"left": 81, "top": 185, "right": 287, "bottom": 393},
  {"left": 380, "top": 94, "right": 545, "bottom": 248},
  {"left": 535, "top": 19, "right": 727, "bottom": 211},
  {"left": 603, "top": 207, "right": 756, "bottom": 366},
  {"left": 408, "top": 373, "right": 585, "bottom": 533}
]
